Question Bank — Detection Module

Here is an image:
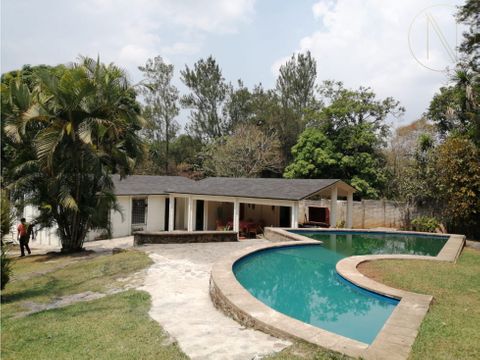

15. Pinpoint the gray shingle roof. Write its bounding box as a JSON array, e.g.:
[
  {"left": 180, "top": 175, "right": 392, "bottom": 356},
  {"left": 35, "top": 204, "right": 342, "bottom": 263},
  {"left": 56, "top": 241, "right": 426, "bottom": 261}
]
[
  {"left": 113, "top": 175, "right": 355, "bottom": 200},
  {"left": 172, "top": 177, "right": 347, "bottom": 201},
  {"left": 112, "top": 175, "right": 195, "bottom": 196}
]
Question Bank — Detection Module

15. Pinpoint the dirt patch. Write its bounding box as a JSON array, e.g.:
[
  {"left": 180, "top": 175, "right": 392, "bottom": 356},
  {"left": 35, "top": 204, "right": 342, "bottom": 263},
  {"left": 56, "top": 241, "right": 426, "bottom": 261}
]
[{"left": 357, "top": 261, "right": 383, "bottom": 281}]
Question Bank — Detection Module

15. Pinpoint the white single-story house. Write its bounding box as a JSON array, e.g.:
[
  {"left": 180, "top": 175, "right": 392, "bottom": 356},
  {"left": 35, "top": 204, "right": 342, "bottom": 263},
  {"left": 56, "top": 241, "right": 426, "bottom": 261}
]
[{"left": 25, "top": 175, "right": 356, "bottom": 246}]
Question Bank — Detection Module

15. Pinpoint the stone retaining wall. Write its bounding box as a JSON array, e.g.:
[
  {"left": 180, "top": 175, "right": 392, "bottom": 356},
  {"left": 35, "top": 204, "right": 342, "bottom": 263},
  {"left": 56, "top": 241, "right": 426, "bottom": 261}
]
[{"left": 134, "top": 231, "right": 238, "bottom": 245}]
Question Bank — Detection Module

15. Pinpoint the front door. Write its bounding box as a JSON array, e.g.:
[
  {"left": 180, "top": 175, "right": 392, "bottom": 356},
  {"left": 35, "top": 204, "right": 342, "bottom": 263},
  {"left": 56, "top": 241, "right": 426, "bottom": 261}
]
[
  {"left": 164, "top": 198, "right": 170, "bottom": 231},
  {"left": 195, "top": 200, "right": 204, "bottom": 231},
  {"left": 279, "top": 206, "right": 291, "bottom": 227}
]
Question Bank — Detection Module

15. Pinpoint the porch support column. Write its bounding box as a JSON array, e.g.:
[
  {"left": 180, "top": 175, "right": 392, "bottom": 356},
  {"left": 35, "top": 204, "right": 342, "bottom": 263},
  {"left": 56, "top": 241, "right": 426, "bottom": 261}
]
[
  {"left": 187, "top": 196, "right": 194, "bottom": 232},
  {"left": 203, "top": 201, "right": 209, "bottom": 230},
  {"left": 330, "top": 185, "right": 338, "bottom": 228},
  {"left": 233, "top": 199, "right": 240, "bottom": 232},
  {"left": 346, "top": 191, "right": 353, "bottom": 229},
  {"left": 192, "top": 199, "right": 197, "bottom": 231},
  {"left": 291, "top": 202, "right": 299, "bottom": 228},
  {"left": 168, "top": 194, "right": 175, "bottom": 231}
]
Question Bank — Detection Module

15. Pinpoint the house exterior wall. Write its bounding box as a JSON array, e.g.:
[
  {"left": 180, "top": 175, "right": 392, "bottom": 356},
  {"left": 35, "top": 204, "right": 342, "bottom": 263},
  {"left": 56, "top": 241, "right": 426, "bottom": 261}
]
[
  {"left": 243, "top": 203, "right": 279, "bottom": 227},
  {"left": 146, "top": 195, "right": 166, "bottom": 232},
  {"left": 111, "top": 196, "right": 131, "bottom": 238}
]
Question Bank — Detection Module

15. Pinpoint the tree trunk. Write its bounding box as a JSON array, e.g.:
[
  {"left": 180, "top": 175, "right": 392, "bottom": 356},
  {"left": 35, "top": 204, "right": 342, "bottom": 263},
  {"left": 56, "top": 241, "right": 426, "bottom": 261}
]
[{"left": 58, "top": 213, "right": 88, "bottom": 253}]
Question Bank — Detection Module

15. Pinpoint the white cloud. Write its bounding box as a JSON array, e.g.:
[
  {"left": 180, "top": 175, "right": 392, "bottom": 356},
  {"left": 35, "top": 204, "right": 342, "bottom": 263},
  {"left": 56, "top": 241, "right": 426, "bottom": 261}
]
[
  {"left": 2, "top": 0, "right": 256, "bottom": 73},
  {"left": 118, "top": 44, "right": 155, "bottom": 66},
  {"left": 273, "top": 0, "right": 463, "bottom": 127},
  {"left": 162, "top": 42, "right": 201, "bottom": 56}
]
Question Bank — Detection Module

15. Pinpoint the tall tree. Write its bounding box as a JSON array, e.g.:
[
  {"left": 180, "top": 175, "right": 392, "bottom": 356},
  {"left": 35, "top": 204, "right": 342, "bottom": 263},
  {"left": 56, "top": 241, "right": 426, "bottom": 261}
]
[
  {"left": 274, "top": 51, "right": 318, "bottom": 162},
  {"left": 276, "top": 51, "right": 318, "bottom": 115},
  {"left": 285, "top": 82, "right": 403, "bottom": 198},
  {"left": 457, "top": 0, "right": 480, "bottom": 70},
  {"left": 181, "top": 56, "right": 228, "bottom": 142},
  {"left": 429, "top": 1, "right": 480, "bottom": 144},
  {"left": 223, "top": 80, "right": 254, "bottom": 129},
  {"left": 203, "top": 124, "right": 282, "bottom": 177},
  {"left": 139, "top": 56, "right": 179, "bottom": 174},
  {"left": 2, "top": 57, "right": 144, "bottom": 252},
  {"left": 316, "top": 81, "right": 404, "bottom": 138},
  {"left": 427, "top": 68, "right": 480, "bottom": 143},
  {"left": 433, "top": 136, "right": 480, "bottom": 237}
]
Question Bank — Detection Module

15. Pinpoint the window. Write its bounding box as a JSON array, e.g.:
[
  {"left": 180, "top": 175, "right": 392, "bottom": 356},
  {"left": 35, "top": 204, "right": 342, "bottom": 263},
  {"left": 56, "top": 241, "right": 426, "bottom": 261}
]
[{"left": 132, "top": 198, "right": 147, "bottom": 224}]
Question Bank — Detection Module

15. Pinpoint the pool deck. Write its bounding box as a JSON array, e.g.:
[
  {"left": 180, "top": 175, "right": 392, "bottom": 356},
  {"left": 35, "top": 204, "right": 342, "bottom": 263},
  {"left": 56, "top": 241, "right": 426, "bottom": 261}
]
[{"left": 210, "top": 228, "right": 466, "bottom": 360}]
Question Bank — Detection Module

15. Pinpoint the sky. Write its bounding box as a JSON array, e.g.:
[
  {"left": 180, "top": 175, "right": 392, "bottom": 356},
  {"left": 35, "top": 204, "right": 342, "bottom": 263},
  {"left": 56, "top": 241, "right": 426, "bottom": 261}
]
[{"left": 1, "top": 0, "right": 464, "bottom": 130}]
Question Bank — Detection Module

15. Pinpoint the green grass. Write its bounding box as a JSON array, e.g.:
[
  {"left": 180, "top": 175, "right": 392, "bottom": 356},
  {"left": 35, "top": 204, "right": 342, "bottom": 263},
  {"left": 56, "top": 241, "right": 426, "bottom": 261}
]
[
  {"left": 266, "top": 341, "right": 351, "bottom": 360},
  {"left": 1, "top": 250, "right": 151, "bottom": 317},
  {"left": 1, "top": 290, "right": 187, "bottom": 360},
  {"left": 359, "top": 247, "right": 480, "bottom": 360},
  {"left": 1, "top": 250, "right": 187, "bottom": 360},
  {"left": 7, "top": 248, "right": 97, "bottom": 279}
]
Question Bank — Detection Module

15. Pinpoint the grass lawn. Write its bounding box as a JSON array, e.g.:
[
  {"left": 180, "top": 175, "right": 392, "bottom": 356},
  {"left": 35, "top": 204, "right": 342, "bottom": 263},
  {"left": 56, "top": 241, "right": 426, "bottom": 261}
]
[
  {"left": 266, "top": 342, "right": 351, "bottom": 360},
  {"left": 4, "top": 245, "right": 97, "bottom": 279},
  {"left": 1, "top": 250, "right": 187, "bottom": 360},
  {"left": 1, "top": 250, "right": 150, "bottom": 316},
  {"left": 2, "top": 246, "right": 478, "bottom": 360},
  {"left": 359, "top": 247, "right": 480, "bottom": 360}
]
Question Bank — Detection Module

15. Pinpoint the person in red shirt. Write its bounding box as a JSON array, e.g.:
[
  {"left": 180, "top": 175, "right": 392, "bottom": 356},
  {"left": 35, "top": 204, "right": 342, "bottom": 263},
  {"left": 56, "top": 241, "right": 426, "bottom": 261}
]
[{"left": 17, "top": 218, "right": 31, "bottom": 257}]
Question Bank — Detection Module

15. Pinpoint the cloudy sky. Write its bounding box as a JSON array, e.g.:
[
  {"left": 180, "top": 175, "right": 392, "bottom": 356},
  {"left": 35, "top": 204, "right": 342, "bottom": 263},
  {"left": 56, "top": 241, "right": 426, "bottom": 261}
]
[{"left": 1, "top": 0, "right": 463, "bottom": 129}]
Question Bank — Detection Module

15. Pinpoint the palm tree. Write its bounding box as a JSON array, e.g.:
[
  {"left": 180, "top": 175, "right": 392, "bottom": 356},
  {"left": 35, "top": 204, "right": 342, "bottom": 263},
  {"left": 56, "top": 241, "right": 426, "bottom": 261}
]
[{"left": 2, "top": 57, "right": 145, "bottom": 252}]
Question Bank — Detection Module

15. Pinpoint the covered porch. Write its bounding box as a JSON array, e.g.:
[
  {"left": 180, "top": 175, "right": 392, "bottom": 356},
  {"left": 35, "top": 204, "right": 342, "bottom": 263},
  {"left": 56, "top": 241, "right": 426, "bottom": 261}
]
[
  {"left": 167, "top": 180, "right": 355, "bottom": 233},
  {"left": 167, "top": 194, "right": 299, "bottom": 235}
]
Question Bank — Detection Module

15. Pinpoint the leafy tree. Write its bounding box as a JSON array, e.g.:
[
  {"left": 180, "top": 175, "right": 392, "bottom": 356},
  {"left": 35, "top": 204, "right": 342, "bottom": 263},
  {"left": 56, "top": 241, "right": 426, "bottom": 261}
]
[
  {"left": 276, "top": 51, "right": 318, "bottom": 116},
  {"left": 457, "top": 0, "right": 480, "bottom": 70},
  {"left": 383, "top": 118, "right": 437, "bottom": 199},
  {"left": 138, "top": 56, "right": 180, "bottom": 174},
  {"left": 223, "top": 80, "right": 255, "bottom": 128},
  {"left": 2, "top": 57, "right": 144, "bottom": 252},
  {"left": 284, "top": 126, "right": 386, "bottom": 198},
  {"left": 1, "top": 65, "right": 54, "bottom": 182},
  {"left": 273, "top": 52, "right": 319, "bottom": 162},
  {"left": 283, "top": 128, "right": 336, "bottom": 178},
  {"left": 285, "top": 82, "right": 403, "bottom": 198},
  {"left": 428, "top": 1, "right": 480, "bottom": 144},
  {"left": 181, "top": 56, "right": 229, "bottom": 142},
  {"left": 1, "top": 190, "right": 14, "bottom": 290},
  {"left": 168, "top": 135, "right": 204, "bottom": 179},
  {"left": 427, "top": 68, "right": 480, "bottom": 143},
  {"left": 434, "top": 136, "right": 480, "bottom": 237},
  {"left": 316, "top": 81, "right": 404, "bottom": 138},
  {"left": 203, "top": 124, "right": 282, "bottom": 177}
]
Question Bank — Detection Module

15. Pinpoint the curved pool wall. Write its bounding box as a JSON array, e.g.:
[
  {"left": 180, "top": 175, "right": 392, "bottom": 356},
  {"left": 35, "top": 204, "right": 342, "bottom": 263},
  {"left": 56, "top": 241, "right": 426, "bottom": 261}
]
[
  {"left": 210, "top": 229, "right": 465, "bottom": 359},
  {"left": 234, "top": 244, "right": 399, "bottom": 344},
  {"left": 233, "top": 231, "right": 447, "bottom": 344}
]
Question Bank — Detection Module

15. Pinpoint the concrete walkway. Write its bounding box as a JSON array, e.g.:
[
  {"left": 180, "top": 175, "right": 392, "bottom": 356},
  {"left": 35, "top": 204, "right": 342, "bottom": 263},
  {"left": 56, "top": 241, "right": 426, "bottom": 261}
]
[{"left": 138, "top": 240, "right": 290, "bottom": 360}]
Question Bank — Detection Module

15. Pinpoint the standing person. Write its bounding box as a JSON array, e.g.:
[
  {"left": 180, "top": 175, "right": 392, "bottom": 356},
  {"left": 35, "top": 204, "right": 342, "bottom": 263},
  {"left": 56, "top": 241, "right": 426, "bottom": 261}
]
[{"left": 17, "top": 218, "right": 31, "bottom": 257}]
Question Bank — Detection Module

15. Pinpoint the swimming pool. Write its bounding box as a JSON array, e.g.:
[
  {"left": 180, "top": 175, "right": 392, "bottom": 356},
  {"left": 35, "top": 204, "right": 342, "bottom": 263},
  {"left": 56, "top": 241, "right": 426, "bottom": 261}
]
[{"left": 233, "top": 231, "right": 448, "bottom": 344}]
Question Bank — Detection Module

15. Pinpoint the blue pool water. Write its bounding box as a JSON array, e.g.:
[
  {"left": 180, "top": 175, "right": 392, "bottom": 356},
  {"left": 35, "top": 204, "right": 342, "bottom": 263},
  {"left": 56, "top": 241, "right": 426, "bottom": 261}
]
[{"left": 233, "top": 231, "right": 448, "bottom": 344}]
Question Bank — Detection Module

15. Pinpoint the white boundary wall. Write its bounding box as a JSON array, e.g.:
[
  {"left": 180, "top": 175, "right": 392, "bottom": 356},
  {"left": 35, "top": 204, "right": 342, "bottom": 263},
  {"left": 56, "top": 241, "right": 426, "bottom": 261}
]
[{"left": 300, "top": 199, "right": 403, "bottom": 229}]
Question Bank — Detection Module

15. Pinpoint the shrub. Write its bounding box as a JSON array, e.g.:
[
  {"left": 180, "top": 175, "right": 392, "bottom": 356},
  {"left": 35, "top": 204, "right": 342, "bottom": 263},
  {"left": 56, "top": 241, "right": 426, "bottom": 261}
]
[
  {"left": 1, "top": 190, "right": 14, "bottom": 290},
  {"left": 411, "top": 216, "right": 440, "bottom": 233},
  {"left": 1, "top": 244, "right": 12, "bottom": 290}
]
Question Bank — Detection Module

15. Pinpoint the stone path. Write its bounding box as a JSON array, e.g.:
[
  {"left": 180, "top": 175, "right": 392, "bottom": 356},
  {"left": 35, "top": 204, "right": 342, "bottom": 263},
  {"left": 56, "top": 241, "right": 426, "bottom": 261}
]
[{"left": 138, "top": 240, "right": 290, "bottom": 360}]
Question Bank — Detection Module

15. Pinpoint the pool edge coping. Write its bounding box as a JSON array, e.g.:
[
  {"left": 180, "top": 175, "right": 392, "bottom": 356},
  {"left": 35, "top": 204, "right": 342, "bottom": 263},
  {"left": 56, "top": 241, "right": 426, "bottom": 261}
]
[{"left": 209, "top": 228, "right": 465, "bottom": 360}]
